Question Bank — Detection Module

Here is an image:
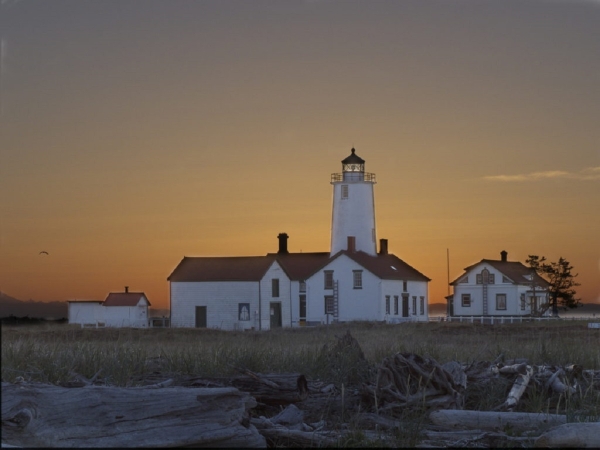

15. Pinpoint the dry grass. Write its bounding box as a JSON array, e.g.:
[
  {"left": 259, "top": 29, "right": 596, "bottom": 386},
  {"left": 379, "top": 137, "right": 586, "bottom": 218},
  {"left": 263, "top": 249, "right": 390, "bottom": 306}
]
[
  {"left": 2, "top": 320, "right": 598, "bottom": 385},
  {"left": 2, "top": 321, "right": 598, "bottom": 447}
]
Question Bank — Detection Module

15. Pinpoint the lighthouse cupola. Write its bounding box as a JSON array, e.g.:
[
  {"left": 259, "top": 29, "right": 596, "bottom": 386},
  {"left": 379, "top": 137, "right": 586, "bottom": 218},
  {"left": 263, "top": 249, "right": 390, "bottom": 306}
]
[
  {"left": 330, "top": 148, "right": 378, "bottom": 256},
  {"left": 342, "top": 148, "right": 365, "bottom": 181}
]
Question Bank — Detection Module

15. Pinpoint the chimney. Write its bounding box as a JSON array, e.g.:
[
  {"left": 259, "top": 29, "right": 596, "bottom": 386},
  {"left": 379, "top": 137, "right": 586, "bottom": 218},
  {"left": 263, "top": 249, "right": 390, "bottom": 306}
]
[
  {"left": 277, "top": 233, "right": 289, "bottom": 254},
  {"left": 347, "top": 236, "right": 356, "bottom": 252},
  {"left": 125, "top": 286, "right": 129, "bottom": 293},
  {"left": 379, "top": 238, "right": 388, "bottom": 255},
  {"left": 500, "top": 250, "right": 507, "bottom": 262}
]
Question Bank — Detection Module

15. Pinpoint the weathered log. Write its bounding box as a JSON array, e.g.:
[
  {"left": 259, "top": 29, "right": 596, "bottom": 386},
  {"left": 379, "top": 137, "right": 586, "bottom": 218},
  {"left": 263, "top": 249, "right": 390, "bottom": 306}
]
[
  {"left": 502, "top": 364, "right": 533, "bottom": 410},
  {"left": 545, "top": 369, "right": 576, "bottom": 395},
  {"left": 534, "top": 422, "right": 600, "bottom": 448},
  {"left": 429, "top": 409, "right": 566, "bottom": 433},
  {"left": 183, "top": 371, "right": 309, "bottom": 406},
  {"left": 228, "top": 371, "right": 309, "bottom": 405},
  {"left": 251, "top": 416, "right": 339, "bottom": 447},
  {"left": 1, "top": 382, "right": 265, "bottom": 448}
]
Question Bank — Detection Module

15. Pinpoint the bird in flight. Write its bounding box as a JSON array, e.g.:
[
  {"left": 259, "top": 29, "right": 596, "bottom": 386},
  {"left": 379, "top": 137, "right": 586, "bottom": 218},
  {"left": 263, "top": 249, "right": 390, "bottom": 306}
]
[{"left": 39, "top": 251, "right": 49, "bottom": 255}]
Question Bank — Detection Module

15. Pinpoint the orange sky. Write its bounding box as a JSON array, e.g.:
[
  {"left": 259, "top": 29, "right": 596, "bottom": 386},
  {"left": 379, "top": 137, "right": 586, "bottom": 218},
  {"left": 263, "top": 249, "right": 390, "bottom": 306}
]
[{"left": 1, "top": 0, "right": 599, "bottom": 310}]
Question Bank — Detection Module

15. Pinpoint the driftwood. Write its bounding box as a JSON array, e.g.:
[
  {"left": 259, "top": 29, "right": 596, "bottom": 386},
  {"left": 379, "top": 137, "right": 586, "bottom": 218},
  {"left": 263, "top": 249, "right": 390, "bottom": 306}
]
[
  {"left": 501, "top": 364, "right": 533, "bottom": 411},
  {"left": 362, "top": 353, "right": 465, "bottom": 413},
  {"left": 184, "top": 369, "right": 309, "bottom": 406},
  {"left": 429, "top": 409, "right": 566, "bottom": 433},
  {"left": 1, "top": 382, "right": 265, "bottom": 448},
  {"left": 534, "top": 422, "right": 600, "bottom": 448}
]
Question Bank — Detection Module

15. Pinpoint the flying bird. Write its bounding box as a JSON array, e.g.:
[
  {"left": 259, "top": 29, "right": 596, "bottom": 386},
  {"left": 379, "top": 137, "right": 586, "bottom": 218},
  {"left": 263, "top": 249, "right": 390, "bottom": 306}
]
[{"left": 39, "top": 251, "right": 49, "bottom": 255}]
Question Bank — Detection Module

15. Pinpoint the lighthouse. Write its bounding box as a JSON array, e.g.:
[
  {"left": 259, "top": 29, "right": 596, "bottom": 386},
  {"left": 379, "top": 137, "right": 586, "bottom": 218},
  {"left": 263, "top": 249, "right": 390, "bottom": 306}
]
[{"left": 330, "top": 148, "right": 377, "bottom": 256}]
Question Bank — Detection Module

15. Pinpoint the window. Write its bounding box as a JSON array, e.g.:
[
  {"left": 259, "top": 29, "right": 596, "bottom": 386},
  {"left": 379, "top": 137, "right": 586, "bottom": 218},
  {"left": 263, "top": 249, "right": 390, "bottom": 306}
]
[
  {"left": 385, "top": 296, "right": 390, "bottom": 315},
  {"left": 420, "top": 297, "right": 425, "bottom": 315},
  {"left": 459, "top": 276, "right": 468, "bottom": 284},
  {"left": 461, "top": 294, "right": 471, "bottom": 307},
  {"left": 341, "top": 185, "right": 349, "bottom": 199},
  {"left": 520, "top": 294, "right": 526, "bottom": 310},
  {"left": 325, "top": 296, "right": 334, "bottom": 314},
  {"left": 489, "top": 274, "right": 495, "bottom": 284},
  {"left": 476, "top": 274, "right": 482, "bottom": 285},
  {"left": 496, "top": 294, "right": 507, "bottom": 310},
  {"left": 299, "top": 295, "right": 306, "bottom": 319},
  {"left": 412, "top": 296, "right": 417, "bottom": 315},
  {"left": 394, "top": 296, "right": 399, "bottom": 315},
  {"left": 482, "top": 269, "right": 489, "bottom": 284},
  {"left": 272, "top": 279, "right": 279, "bottom": 297},
  {"left": 324, "top": 271, "right": 334, "bottom": 290},
  {"left": 402, "top": 281, "right": 408, "bottom": 292},
  {"left": 299, "top": 281, "right": 306, "bottom": 293},
  {"left": 353, "top": 270, "right": 362, "bottom": 289},
  {"left": 238, "top": 303, "right": 250, "bottom": 321}
]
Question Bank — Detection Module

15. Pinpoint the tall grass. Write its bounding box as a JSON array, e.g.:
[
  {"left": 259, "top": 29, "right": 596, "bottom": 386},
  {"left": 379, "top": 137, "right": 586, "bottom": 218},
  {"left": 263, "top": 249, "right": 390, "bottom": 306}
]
[{"left": 2, "top": 321, "right": 597, "bottom": 386}]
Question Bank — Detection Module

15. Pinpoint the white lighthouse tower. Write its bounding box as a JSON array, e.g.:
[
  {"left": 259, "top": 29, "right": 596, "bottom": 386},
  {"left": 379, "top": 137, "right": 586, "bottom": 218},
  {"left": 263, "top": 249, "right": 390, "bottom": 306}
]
[{"left": 330, "top": 148, "right": 377, "bottom": 256}]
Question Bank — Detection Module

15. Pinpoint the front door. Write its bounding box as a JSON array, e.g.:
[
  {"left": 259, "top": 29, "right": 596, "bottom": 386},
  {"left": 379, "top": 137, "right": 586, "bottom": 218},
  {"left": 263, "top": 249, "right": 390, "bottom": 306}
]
[
  {"left": 402, "top": 295, "right": 409, "bottom": 317},
  {"left": 299, "top": 295, "right": 306, "bottom": 325},
  {"left": 270, "top": 302, "right": 282, "bottom": 328},
  {"left": 195, "top": 306, "right": 207, "bottom": 328}
]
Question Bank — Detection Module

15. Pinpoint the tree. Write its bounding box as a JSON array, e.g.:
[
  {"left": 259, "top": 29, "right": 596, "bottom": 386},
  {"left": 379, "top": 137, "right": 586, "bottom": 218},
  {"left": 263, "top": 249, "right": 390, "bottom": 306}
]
[{"left": 526, "top": 255, "right": 581, "bottom": 316}]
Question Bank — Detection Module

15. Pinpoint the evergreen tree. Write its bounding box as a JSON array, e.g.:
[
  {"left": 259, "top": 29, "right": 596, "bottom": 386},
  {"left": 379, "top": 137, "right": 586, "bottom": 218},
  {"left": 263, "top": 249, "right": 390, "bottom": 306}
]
[{"left": 526, "top": 255, "right": 581, "bottom": 316}]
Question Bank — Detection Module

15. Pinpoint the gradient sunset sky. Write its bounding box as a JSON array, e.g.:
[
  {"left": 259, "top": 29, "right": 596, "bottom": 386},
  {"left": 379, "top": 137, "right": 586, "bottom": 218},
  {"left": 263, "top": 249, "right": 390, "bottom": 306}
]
[{"left": 1, "top": 0, "right": 598, "bottom": 310}]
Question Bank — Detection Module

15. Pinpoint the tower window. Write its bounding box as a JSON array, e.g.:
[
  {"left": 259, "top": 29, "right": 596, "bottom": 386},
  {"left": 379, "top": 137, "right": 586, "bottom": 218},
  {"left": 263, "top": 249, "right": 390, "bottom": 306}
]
[{"left": 341, "top": 185, "right": 349, "bottom": 199}]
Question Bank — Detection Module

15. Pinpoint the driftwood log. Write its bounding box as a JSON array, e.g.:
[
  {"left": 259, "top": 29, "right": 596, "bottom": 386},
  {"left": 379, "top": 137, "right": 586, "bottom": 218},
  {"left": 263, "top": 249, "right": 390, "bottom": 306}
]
[
  {"left": 534, "top": 422, "right": 600, "bottom": 448},
  {"left": 1, "top": 382, "right": 265, "bottom": 448},
  {"left": 183, "top": 369, "right": 309, "bottom": 406},
  {"left": 429, "top": 409, "right": 566, "bottom": 433}
]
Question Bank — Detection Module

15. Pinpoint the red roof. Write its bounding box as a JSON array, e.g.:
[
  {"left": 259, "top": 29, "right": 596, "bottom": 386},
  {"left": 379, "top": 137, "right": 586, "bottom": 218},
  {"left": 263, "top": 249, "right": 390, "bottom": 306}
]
[
  {"left": 268, "top": 252, "right": 331, "bottom": 280},
  {"left": 167, "top": 251, "right": 430, "bottom": 283},
  {"left": 341, "top": 251, "right": 431, "bottom": 281},
  {"left": 103, "top": 292, "right": 150, "bottom": 307},
  {"left": 167, "top": 256, "right": 277, "bottom": 282},
  {"left": 450, "top": 259, "right": 549, "bottom": 287}
]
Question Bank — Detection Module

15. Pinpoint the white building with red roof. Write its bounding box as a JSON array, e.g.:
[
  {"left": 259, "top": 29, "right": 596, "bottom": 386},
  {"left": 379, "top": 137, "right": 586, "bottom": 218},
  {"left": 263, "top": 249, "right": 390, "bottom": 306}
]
[
  {"left": 167, "top": 149, "right": 431, "bottom": 330},
  {"left": 68, "top": 287, "right": 151, "bottom": 328},
  {"left": 448, "top": 251, "right": 550, "bottom": 317}
]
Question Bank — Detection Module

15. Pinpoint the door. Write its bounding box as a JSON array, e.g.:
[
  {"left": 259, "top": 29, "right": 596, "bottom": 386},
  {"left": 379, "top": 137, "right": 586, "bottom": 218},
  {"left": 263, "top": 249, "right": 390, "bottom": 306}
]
[
  {"left": 195, "top": 306, "right": 207, "bottom": 328},
  {"left": 299, "top": 295, "right": 306, "bottom": 325},
  {"left": 270, "top": 302, "right": 282, "bottom": 328},
  {"left": 402, "top": 295, "right": 409, "bottom": 317}
]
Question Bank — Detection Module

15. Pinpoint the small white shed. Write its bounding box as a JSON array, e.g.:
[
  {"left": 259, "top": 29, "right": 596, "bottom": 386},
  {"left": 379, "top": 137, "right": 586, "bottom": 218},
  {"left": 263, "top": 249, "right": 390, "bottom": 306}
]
[{"left": 68, "top": 287, "right": 151, "bottom": 328}]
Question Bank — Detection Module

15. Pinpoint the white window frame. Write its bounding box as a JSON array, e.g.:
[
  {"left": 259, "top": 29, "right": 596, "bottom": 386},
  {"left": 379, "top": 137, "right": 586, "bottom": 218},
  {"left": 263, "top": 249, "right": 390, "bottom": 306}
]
[
  {"left": 496, "top": 294, "right": 507, "bottom": 310},
  {"left": 462, "top": 294, "right": 471, "bottom": 307},
  {"left": 353, "top": 270, "right": 362, "bottom": 289}
]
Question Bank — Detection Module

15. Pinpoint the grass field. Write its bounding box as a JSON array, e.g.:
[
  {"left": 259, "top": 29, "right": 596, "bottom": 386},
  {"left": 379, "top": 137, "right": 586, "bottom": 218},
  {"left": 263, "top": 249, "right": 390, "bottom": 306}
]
[
  {"left": 2, "top": 320, "right": 598, "bottom": 386},
  {"left": 2, "top": 321, "right": 599, "bottom": 447}
]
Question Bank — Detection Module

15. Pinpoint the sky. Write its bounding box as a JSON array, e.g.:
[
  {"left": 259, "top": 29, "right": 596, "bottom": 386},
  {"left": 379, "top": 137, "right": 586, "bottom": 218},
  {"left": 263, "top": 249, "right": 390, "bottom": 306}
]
[{"left": 1, "top": 0, "right": 598, "bottom": 310}]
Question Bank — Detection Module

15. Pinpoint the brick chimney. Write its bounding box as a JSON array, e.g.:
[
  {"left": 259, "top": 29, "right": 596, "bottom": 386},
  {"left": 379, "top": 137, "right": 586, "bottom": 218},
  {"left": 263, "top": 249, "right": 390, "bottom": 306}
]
[
  {"left": 277, "top": 233, "right": 289, "bottom": 254},
  {"left": 379, "top": 239, "right": 388, "bottom": 255},
  {"left": 125, "top": 286, "right": 129, "bottom": 293},
  {"left": 347, "top": 236, "right": 356, "bottom": 253},
  {"left": 500, "top": 250, "right": 507, "bottom": 262}
]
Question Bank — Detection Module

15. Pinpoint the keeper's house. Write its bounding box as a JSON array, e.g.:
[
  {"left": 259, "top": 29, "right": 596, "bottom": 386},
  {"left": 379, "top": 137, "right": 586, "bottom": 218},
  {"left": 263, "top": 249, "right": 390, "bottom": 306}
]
[
  {"left": 168, "top": 149, "right": 431, "bottom": 330},
  {"left": 447, "top": 251, "right": 550, "bottom": 317}
]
